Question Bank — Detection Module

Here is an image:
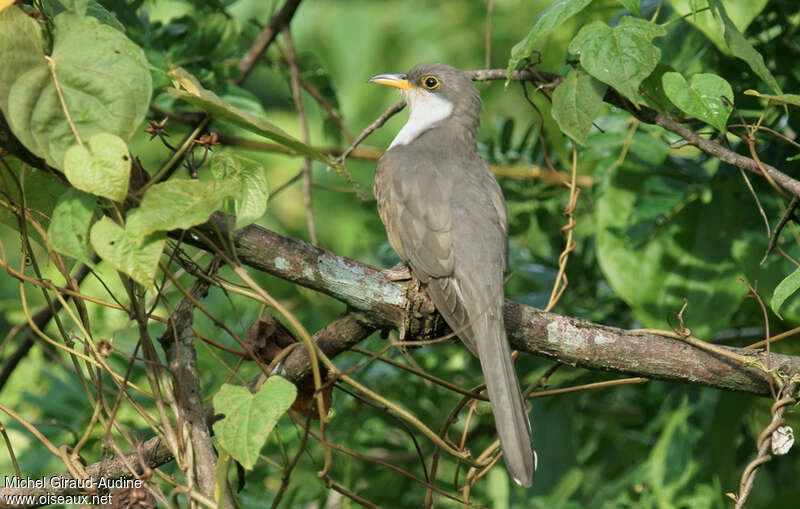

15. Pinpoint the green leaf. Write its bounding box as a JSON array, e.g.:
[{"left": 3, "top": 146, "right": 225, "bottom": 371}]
[
  {"left": 2, "top": 12, "right": 151, "bottom": 169},
  {"left": 47, "top": 189, "right": 96, "bottom": 266},
  {"left": 60, "top": 0, "right": 88, "bottom": 15},
  {"left": 551, "top": 70, "right": 607, "bottom": 145},
  {"left": 63, "top": 132, "right": 131, "bottom": 202},
  {"left": 744, "top": 90, "right": 800, "bottom": 107},
  {"left": 568, "top": 17, "right": 665, "bottom": 107},
  {"left": 595, "top": 165, "right": 751, "bottom": 338},
  {"left": 167, "top": 68, "right": 336, "bottom": 169},
  {"left": 709, "top": 0, "right": 781, "bottom": 95},
  {"left": 670, "top": 0, "right": 768, "bottom": 56},
  {"left": 90, "top": 217, "right": 165, "bottom": 288},
  {"left": 506, "top": 0, "right": 593, "bottom": 82},
  {"left": 770, "top": 267, "right": 800, "bottom": 319},
  {"left": 210, "top": 151, "right": 269, "bottom": 229},
  {"left": 212, "top": 378, "right": 297, "bottom": 470},
  {"left": 662, "top": 72, "right": 733, "bottom": 131},
  {"left": 617, "top": 0, "right": 641, "bottom": 17},
  {"left": 0, "top": 7, "right": 45, "bottom": 114},
  {"left": 126, "top": 178, "right": 238, "bottom": 237},
  {"left": 235, "top": 161, "right": 269, "bottom": 229},
  {"left": 42, "top": 0, "right": 126, "bottom": 31}
]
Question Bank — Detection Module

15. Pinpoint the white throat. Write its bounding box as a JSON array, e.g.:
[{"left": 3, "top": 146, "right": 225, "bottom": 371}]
[{"left": 390, "top": 91, "right": 454, "bottom": 148}]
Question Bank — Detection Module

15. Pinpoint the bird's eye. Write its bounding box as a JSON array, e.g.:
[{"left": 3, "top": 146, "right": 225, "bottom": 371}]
[{"left": 421, "top": 75, "right": 440, "bottom": 90}]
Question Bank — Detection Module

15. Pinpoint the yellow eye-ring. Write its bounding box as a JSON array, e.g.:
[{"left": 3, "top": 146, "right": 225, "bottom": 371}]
[{"left": 421, "top": 75, "right": 440, "bottom": 90}]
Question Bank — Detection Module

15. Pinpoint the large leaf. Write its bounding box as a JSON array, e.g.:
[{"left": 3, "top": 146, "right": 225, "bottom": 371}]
[
  {"left": 568, "top": 17, "right": 665, "bottom": 107},
  {"left": 63, "top": 132, "right": 131, "bottom": 202},
  {"left": 90, "top": 217, "right": 165, "bottom": 289},
  {"left": 551, "top": 70, "right": 606, "bottom": 146},
  {"left": 709, "top": 0, "right": 781, "bottom": 95},
  {"left": 662, "top": 72, "right": 733, "bottom": 131},
  {"left": 212, "top": 377, "right": 297, "bottom": 470},
  {"left": 168, "top": 68, "right": 336, "bottom": 169},
  {"left": 47, "top": 188, "right": 96, "bottom": 266},
  {"left": 126, "top": 178, "right": 239, "bottom": 237},
  {"left": 595, "top": 165, "right": 751, "bottom": 338},
  {"left": 1, "top": 11, "right": 151, "bottom": 169},
  {"left": 506, "top": 0, "right": 594, "bottom": 82},
  {"left": 0, "top": 7, "right": 43, "bottom": 113}
]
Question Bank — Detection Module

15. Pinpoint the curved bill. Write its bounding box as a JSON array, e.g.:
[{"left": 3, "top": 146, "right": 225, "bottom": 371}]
[{"left": 368, "top": 73, "right": 411, "bottom": 90}]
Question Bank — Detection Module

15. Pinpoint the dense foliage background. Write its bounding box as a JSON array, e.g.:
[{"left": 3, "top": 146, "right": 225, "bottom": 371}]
[{"left": 1, "top": 0, "right": 800, "bottom": 507}]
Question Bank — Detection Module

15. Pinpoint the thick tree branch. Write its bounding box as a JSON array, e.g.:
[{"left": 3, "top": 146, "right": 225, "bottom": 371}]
[
  {"left": 187, "top": 216, "right": 799, "bottom": 397},
  {"left": 157, "top": 273, "right": 218, "bottom": 500},
  {"left": 0, "top": 436, "right": 171, "bottom": 508}
]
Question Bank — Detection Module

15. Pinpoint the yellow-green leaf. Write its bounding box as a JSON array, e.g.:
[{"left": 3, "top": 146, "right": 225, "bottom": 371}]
[
  {"left": 90, "top": 217, "right": 165, "bottom": 289},
  {"left": 168, "top": 68, "right": 336, "bottom": 169},
  {"left": 63, "top": 133, "right": 131, "bottom": 202}
]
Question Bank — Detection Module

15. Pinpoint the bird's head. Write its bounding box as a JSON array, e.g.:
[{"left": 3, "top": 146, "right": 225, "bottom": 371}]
[{"left": 369, "top": 63, "right": 481, "bottom": 136}]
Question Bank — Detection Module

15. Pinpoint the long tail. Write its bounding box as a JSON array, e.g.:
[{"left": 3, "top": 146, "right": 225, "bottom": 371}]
[
  {"left": 427, "top": 277, "right": 535, "bottom": 486},
  {"left": 473, "top": 306, "right": 535, "bottom": 487}
]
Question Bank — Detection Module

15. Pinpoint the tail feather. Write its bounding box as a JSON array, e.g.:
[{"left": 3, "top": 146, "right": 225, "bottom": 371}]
[
  {"left": 474, "top": 312, "right": 535, "bottom": 486},
  {"left": 426, "top": 277, "right": 535, "bottom": 486}
]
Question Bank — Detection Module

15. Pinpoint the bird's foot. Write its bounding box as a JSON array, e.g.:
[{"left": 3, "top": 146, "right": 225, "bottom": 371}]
[{"left": 382, "top": 262, "right": 412, "bottom": 281}]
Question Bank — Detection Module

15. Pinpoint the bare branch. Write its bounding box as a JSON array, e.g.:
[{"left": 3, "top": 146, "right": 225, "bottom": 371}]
[
  {"left": 0, "top": 436, "right": 171, "bottom": 508},
  {"left": 184, "top": 215, "right": 799, "bottom": 397}
]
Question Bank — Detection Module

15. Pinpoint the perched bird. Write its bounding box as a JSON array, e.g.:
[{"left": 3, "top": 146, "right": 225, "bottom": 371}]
[{"left": 369, "top": 63, "right": 536, "bottom": 486}]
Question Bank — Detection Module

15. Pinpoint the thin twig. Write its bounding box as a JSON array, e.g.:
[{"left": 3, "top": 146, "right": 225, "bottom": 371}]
[
  {"left": 545, "top": 143, "right": 580, "bottom": 311},
  {"left": 484, "top": 0, "right": 493, "bottom": 69},
  {"left": 337, "top": 101, "right": 405, "bottom": 165},
  {"left": 733, "top": 383, "right": 797, "bottom": 508},
  {"left": 270, "top": 413, "right": 312, "bottom": 509},
  {"left": 761, "top": 194, "right": 800, "bottom": 264},
  {"left": 281, "top": 29, "right": 318, "bottom": 245},
  {"left": 297, "top": 74, "right": 354, "bottom": 142},
  {"left": 236, "top": 0, "right": 303, "bottom": 83}
]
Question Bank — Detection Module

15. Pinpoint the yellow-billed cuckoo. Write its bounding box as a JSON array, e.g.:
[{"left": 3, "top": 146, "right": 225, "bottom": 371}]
[{"left": 369, "top": 63, "right": 536, "bottom": 486}]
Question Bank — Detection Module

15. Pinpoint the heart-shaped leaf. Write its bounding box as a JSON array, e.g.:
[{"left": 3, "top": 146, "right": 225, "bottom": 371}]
[
  {"left": 568, "top": 16, "right": 665, "bottom": 106},
  {"left": 0, "top": 11, "right": 151, "bottom": 169},
  {"left": 63, "top": 132, "right": 131, "bottom": 202},
  {"left": 212, "top": 377, "right": 297, "bottom": 470},
  {"left": 662, "top": 72, "right": 733, "bottom": 131},
  {"left": 551, "top": 70, "right": 606, "bottom": 146},
  {"left": 90, "top": 217, "right": 165, "bottom": 288}
]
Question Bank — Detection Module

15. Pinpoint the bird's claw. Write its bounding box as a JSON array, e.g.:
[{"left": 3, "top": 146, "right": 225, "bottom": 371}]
[{"left": 382, "top": 263, "right": 412, "bottom": 281}]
